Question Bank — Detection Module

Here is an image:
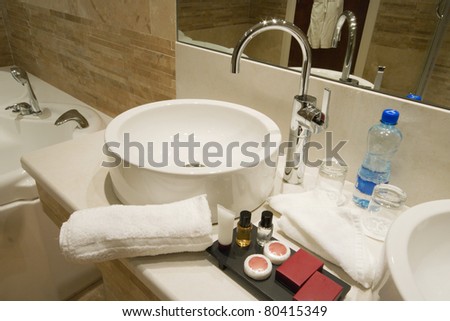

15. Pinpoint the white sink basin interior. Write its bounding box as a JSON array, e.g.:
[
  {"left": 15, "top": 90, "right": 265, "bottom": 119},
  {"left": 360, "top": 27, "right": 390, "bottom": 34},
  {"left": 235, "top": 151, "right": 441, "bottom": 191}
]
[
  {"left": 105, "top": 99, "right": 282, "bottom": 222},
  {"left": 386, "top": 199, "right": 450, "bottom": 300}
]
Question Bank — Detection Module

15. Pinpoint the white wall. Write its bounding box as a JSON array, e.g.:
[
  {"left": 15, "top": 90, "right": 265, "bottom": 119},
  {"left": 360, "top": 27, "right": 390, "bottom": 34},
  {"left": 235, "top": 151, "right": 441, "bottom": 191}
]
[{"left": 176, "top": 43, "right": 450, "bottom": 206}]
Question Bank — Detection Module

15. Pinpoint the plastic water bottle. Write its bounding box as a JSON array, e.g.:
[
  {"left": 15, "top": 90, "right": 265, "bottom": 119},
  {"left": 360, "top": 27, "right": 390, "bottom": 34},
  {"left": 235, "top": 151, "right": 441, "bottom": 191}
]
[{"left": 353, "top": 109, "right": 403, "bottom": 208}]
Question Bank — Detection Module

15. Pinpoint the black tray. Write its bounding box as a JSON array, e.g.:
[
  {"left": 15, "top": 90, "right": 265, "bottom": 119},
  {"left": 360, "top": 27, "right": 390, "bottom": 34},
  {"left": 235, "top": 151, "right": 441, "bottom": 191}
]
[{"left": 206, "top": 225, "right": 351, "bottom": 301}]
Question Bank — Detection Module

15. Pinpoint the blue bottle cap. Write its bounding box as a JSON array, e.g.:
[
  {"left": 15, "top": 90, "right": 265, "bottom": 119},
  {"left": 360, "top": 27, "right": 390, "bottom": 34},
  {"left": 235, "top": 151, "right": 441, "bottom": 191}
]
[
  {"left": 381, "top": 109, "right": 399, "bottom": 125},
  {"left": 406, "top": 93, "right": 422, "bottom": 101}
]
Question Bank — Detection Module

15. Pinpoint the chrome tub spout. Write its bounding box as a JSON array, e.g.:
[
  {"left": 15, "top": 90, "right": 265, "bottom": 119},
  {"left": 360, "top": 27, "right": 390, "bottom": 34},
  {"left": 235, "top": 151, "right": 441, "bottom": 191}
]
[{"left": 10, "top": 66, "right": 42, "bottom": 115}]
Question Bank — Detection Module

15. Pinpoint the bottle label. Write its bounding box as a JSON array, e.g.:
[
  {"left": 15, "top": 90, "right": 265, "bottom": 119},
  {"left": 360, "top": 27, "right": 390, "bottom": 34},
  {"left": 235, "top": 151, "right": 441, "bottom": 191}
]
[{"left": 355, "top": 175, "right": 376, "bottom": 196}]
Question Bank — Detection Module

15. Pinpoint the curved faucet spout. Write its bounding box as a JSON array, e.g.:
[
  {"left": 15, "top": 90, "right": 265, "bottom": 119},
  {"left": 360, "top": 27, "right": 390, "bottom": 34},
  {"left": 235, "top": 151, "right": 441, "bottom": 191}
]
[
  {"left": 332, "top": 11, "right": 357, "bottom": 84},
  {"left": 231, "top": 19, "right": 331, "bottom": 185},
  {"left": 231, "top": 19, "right": 312, "bottom": 97}
]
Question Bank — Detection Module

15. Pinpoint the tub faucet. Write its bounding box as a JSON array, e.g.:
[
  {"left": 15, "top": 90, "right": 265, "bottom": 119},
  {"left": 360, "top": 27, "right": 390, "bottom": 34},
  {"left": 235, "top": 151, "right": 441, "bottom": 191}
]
[
  {"left": 10, "top": 66, "right": 42, "bottom": 115},
  {"left": 331, "top": 11, "right": 358, "bottom": 85},
  {"left": 231, "top": 19, "right": 331, "bottom": 184}
]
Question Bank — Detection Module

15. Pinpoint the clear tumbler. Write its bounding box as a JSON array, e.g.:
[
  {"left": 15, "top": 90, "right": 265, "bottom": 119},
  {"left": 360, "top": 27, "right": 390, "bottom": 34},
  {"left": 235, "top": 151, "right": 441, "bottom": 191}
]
[
  {"left": 314, "top": 158, "right": 348, "bottom": 205},
  {"left": 362, "top": 184, "right": 407, "bottom": 241}
]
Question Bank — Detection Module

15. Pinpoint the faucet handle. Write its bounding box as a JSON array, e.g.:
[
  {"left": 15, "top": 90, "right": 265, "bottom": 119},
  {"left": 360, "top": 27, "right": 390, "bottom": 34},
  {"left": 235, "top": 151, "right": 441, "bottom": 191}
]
[
  {"left": 5, "top": 102, "right": 33, "bottom": 115},
  {"left": 5, "top": 104, "right": 20, "bottom": 112},
  {"left": 373, "top": 66, "right": 386, "bottom": 91},
  {"left": 321, "top": 88, "right": 331, "bottom": 128}
]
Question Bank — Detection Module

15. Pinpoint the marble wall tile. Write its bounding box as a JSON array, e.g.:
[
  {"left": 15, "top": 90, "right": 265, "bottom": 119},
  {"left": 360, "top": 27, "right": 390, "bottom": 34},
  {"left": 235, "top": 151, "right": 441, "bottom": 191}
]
[
  {"left": 249, "top": 0, "right": 288, "bottom": 20},
  {"left": 424, "top": 22, "right": 450, "bottom": 108},
  {"left": 149, "top": 0, "right": 176, "bottom": 40},
  {"left": 75, "top": 0, "right": 152, "bottom": 34},
  {"left": 363, "top": 0, "right": 439, "bottom": 98},
  {"left": 2, "top": 0, "right": 176, "bottom": 116},
  {"left": 0, "top": 0, "right": 13, "bottom": 65},
  {"left": 177, "top": 0, "right": 252, "bottom": 31},
  {"left": 177, "top": 0, "right": 287, "bottom": 32}
]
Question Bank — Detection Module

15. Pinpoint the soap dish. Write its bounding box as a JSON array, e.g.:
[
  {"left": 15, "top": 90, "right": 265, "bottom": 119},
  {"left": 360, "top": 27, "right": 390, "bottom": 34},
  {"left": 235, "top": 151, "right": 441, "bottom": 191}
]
[{"left": 206, "top": 225, "right": 351, "bottom": 301}]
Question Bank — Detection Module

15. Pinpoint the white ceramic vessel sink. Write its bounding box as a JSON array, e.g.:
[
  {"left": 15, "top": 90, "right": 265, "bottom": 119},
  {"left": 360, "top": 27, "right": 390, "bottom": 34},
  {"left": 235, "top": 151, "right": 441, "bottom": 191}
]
[
  {"left": 386, "top": 199, "right": 450, "bottom": 300},
  {"left": 105, "top": 99, "right": 282, "bottom": 222}
]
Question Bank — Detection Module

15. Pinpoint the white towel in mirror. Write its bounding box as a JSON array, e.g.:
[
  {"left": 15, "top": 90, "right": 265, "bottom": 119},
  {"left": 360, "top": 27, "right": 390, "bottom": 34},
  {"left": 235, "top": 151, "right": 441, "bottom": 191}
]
[{"left": 307, "top": 0, "right": 344, "bottom": 49}]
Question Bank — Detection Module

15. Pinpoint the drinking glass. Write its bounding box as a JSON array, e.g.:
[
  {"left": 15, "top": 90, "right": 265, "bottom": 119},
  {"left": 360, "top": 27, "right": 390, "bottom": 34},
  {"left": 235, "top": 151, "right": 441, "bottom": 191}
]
[
  {"left": 314, "top": 158, "right": 348, "bottom": 205},
  {"left": 362, "top": 184, "right": 407, "bottom": 241}
]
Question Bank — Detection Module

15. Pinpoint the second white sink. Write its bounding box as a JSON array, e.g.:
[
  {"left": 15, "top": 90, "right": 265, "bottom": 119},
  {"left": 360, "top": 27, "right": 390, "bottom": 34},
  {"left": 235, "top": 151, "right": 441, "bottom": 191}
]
[
  {"left": 105, "top": 99, "right": 282, "bottom": 222},
  {"left": 386, "top": 199, "right": 450, "bottom": 300}
]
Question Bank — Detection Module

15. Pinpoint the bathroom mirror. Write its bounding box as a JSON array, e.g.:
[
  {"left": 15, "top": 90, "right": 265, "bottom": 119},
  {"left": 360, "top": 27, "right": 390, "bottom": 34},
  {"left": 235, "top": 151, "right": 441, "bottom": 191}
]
[{"left": 177, "top": 0, "right": 450, "bottom": 110}]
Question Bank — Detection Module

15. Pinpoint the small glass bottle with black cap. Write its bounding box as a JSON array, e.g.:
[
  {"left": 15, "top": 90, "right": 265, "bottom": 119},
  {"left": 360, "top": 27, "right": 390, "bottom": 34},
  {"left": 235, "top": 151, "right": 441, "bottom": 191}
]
[
  {"left": 256, "top": 210, "right": 273, "bottom": 246},
  {"left": 235, "top": 210, "right": 252, "bottom": 247}
]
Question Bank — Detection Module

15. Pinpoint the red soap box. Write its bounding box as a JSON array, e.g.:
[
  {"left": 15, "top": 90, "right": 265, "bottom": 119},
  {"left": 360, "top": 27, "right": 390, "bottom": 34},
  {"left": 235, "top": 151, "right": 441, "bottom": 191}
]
[
  {"left": 275, "top": 248, "right": 323, "bottom": 292},
  {"left": 293, "top": 271, "right": 343, "bottom": 301}
]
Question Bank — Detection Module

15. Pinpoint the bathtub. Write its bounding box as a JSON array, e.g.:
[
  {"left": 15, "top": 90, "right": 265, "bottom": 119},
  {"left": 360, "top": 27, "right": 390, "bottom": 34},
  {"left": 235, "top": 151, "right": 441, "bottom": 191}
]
[{"left": 0, "top": 67, "right": 105, "bottom": 300}]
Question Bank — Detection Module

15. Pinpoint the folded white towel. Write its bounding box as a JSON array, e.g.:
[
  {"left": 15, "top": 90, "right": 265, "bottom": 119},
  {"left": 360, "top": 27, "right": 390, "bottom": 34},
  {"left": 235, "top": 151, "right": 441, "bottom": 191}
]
[
  {"left": 268, "top": 190, "right": 385, "bottom": 289},
  {"left": 60, "top": 195, "right": 213, "bottom": 263}
]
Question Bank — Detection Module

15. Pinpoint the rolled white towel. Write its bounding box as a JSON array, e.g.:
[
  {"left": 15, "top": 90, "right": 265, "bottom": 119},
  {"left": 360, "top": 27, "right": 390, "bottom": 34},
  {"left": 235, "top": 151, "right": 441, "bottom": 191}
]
[{"left": 60, "top": 195, "right": 213, "bottom": 263}]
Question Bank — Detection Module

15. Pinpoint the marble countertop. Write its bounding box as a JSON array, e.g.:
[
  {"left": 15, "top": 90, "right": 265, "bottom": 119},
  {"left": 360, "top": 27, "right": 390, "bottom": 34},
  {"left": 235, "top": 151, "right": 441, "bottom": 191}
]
[{"left": 21, "top": 130, "right": 384, "bottom": 300}]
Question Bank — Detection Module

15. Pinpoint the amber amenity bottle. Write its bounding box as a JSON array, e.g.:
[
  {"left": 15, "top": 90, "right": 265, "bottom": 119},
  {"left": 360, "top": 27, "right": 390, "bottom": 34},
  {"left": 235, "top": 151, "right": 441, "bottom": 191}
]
[{"left": 235, "top": 210, "right": 252, "bottom": 247}]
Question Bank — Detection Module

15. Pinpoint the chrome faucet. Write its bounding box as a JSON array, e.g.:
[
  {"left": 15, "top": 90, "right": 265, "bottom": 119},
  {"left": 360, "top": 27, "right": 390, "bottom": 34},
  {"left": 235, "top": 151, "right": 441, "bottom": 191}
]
[
  {"left": 331, "top": 11, "right": 358, "bottom": 85},
  {"left": 55, "top": 109, "right": 89, "bottom": 129},
  {"left": 10, "top": 66, "right": 42, "bottom": 115},
  {"left": 231, "top": 19, "right": 331, "bottom": 184}
]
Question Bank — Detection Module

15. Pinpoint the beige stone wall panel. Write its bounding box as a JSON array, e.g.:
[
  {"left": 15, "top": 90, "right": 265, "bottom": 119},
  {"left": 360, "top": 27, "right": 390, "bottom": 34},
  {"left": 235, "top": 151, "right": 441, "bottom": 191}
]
[{"left": 3, "top": 0, "right": 176, "bottom": 116}]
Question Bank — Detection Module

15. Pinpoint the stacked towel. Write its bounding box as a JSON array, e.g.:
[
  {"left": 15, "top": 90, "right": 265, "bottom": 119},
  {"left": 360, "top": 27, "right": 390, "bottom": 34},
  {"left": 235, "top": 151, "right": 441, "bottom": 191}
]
[
  {"left": 60, "top": 195, "right": 213, "bottom": 263},
  {"left": 268, "top": 190, "right": 385, "bottom": 289},
  {"left": 307, "top": 0, "right": 344, "bottom": 49}
]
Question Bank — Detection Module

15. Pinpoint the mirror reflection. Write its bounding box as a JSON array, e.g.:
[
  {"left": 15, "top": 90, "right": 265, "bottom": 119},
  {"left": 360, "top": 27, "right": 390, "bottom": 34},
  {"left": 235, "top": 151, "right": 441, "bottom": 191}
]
[{"left": 177, "top": 0, "right": 450, "bottom": 110}]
